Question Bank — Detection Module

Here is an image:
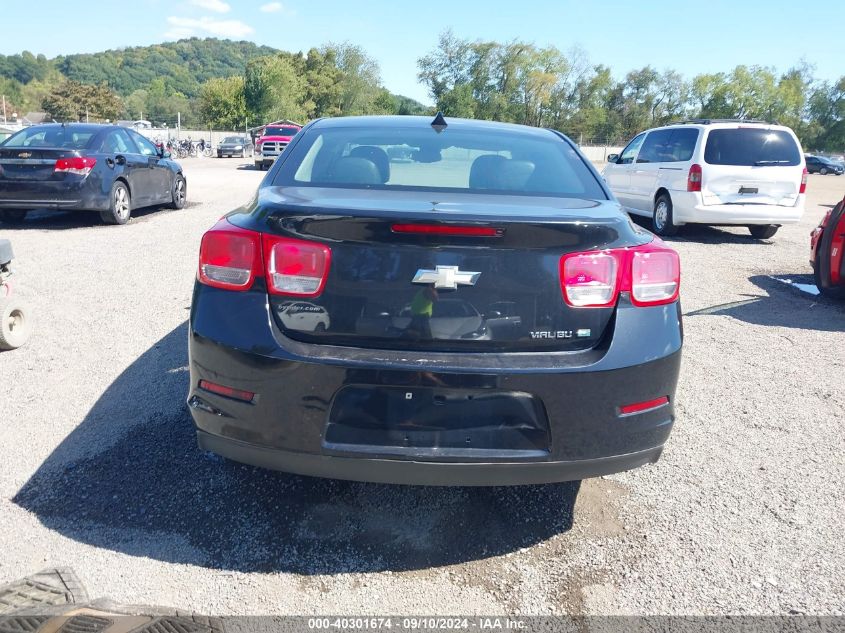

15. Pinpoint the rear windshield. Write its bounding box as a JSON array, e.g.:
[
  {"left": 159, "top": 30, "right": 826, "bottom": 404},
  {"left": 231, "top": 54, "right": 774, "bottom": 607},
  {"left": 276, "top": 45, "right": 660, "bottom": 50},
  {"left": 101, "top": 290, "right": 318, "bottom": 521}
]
[
  {"left": 265, "top": 127, "right": 300, "bottom": 137},
  {"left": 273, "top": 125, "right": 607, "bottom": 199},
  {"left": 2, "top": 127, "right": 96, "bottom": 150},
  {"left": 704, "top": 129, "right": 801, "bottom": 166}
]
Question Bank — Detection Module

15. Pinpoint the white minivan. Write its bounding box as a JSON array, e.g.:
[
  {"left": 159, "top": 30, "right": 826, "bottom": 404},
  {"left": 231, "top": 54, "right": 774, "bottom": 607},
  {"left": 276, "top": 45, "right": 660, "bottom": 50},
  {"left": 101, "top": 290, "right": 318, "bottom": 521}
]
[{"left": 602, "top": 120, "right": 807, "bottom": 239}]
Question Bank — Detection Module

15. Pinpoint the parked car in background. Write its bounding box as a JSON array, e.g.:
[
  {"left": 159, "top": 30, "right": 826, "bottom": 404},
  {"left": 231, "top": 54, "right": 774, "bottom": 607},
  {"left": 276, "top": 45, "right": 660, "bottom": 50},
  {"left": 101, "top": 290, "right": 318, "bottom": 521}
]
[
  {"left": 603, "top": 119, "right": 806, "bottom": 239},
  {"left": 217, "top": 136, "right": 254, "bottom": 159},
  {"left": 254, "top": 121, "right": 301, "bottom": 171},
  {"left": 188, "top": 114, "right": 683, "bottom": 487},
  {"left": 805, "top": 155, "right": 844, "bottom": 175},
  {"left": 0, "top": 123, "right": 186, "bottom": 225},
  {"left": 810, "top": 195, "right": 845, "bottom": 299}
]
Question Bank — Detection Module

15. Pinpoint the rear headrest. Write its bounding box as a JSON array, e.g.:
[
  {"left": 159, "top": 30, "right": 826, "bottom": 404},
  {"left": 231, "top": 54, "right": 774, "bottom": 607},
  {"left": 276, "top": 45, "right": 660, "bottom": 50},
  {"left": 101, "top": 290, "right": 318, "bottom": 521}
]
[
  {"left": 349, "top": 146, "right": 390, "bottom": 183},
  {"left": 469, "top": 154, "right": 507, "bottom": 189},
  {"left": 324, "top": 157, "right": 382, "bottom": 185},
  {"left": 497, "top": 160, "right": 535, "bottom": 190}
]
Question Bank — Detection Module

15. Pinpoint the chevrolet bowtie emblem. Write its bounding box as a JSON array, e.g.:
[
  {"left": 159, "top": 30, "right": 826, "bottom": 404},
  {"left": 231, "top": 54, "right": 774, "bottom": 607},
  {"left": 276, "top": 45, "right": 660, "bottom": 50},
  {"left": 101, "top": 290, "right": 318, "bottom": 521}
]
[
  {"left": 18, "top": 152, "right": 32, "bottom": 159},
  {"left": 412, "top": 265, "right": 481, "bottom": 290}
]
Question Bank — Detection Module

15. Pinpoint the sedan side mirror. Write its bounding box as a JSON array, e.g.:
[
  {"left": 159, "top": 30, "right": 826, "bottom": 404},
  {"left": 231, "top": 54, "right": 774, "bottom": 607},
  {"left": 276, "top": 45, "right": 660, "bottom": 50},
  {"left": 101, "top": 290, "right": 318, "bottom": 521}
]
[
  {"left": 162, "top": 151, "right": 172, "bottom": 159},
  {"left": 606, "top": 153, "right": 620, "bottom": 164}
]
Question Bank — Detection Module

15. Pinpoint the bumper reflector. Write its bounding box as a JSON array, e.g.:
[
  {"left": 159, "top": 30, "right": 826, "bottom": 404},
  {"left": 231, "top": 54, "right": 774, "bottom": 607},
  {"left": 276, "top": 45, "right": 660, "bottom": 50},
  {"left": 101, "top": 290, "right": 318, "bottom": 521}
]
[
  {"left": 198, "top": 380, "right": 255, "bottom": 403},
  {"left": 619, "top": 396, "right": 669, "bottom": 416}
]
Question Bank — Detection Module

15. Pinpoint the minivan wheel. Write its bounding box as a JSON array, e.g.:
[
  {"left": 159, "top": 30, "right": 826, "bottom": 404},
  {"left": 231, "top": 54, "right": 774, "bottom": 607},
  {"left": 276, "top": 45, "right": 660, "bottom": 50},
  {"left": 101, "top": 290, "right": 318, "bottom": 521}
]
[
  {"left": 748, "top": 224, "right": 779, "bottom": 239},
  {"left": 653, "top": 194, "right": 679, "bottom": 236},
  {"left": 100, "top": 181, "right": 131, "bottom": 225}
]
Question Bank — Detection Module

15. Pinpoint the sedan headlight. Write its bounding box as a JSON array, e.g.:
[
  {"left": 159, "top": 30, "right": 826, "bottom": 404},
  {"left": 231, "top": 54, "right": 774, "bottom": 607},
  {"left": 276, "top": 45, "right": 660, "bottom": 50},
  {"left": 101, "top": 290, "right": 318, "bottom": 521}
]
[{"left": 235, "top": 145, "right": 243, "bottom": 150}]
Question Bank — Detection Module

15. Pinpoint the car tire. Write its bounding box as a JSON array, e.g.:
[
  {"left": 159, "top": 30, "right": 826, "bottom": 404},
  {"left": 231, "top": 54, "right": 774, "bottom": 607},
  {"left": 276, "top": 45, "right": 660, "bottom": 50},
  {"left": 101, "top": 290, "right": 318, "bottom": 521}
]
[
  {"left": 315, "top": 323, "right": 327, "bottom": 333},
  {"left": 652, "top": 193, "right": 679, "bottom": 237},
  {"left": 748, "top": 225, "right": 779, "bottom": 239},
  {"left": 814, "top": 250, "right": 845, "bottom": 300},
  {"left": 169, "top": 174, "right": 187, "bottom": 210},
  {"left": 100, "top": 181, "right": 131, "bottom": 225},
  {"left": 0, "top": 297, "right": 32, "bottom": 350},
  {"left": 820, "top": 167, "right": 828, "bottom": 175},
  {"left": 0, "top": 210, "right": 28, "bottom": 223}
]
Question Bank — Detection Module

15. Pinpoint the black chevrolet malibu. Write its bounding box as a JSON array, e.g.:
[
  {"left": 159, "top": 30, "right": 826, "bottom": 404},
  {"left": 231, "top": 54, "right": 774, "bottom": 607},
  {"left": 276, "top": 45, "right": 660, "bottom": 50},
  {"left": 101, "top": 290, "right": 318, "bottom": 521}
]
[
  {"left": 0, "top": 123, "right": 186, "bottom": 225},
  {"left": 188, "top": 115, "right": 682, "bottom": 486}
]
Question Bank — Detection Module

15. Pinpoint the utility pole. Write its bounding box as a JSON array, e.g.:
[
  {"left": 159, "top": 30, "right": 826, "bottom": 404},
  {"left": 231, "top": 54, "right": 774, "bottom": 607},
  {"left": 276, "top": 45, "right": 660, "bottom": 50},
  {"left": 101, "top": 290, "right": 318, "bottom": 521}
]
[
  {"left": 177, "top": 111, "right": 181, "bottom": 141},
  {"left": 86, "top": 108, "right": 89, "bottom": 123},
  {"left": 1, "top": 95, "right": 6, "bottom": 124}
]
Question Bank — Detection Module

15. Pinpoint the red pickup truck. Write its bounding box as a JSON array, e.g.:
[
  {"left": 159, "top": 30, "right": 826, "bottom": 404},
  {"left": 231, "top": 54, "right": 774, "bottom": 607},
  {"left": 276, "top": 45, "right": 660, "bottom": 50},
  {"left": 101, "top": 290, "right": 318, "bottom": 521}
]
[{"left": 254, "top": 121, "right": 302, "bottom": 171}]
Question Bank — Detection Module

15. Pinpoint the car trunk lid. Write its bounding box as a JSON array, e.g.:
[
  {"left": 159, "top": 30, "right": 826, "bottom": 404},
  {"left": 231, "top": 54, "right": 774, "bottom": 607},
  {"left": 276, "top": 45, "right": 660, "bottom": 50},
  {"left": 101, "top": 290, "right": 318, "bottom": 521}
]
[
  {"left": 247, "top": 187, "right": 649, "bottom": 353},
  {"left": 0, "top": 147, "right": 77, "bottom": 182}
]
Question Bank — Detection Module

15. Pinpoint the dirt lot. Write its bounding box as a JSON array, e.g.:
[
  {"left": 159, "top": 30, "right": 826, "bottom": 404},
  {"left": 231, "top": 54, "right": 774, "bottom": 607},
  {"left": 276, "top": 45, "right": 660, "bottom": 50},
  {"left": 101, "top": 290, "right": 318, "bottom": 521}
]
[{"left": 0, "top": 158, "right": 843, "bottom": 615}]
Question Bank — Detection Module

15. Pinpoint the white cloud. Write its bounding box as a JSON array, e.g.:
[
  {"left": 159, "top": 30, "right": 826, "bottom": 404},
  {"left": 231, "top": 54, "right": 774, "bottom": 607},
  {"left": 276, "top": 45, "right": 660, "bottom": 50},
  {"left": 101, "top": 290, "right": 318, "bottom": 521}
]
[
  {"left": 165, "top": 16, "right": 254, "bottom": 38},
  {"left": 164, "top": 25, "right": 196, "bottom": 39},
  {"left": 260, "top": 2, "right": 283, "bottom": 12},
  {"left": 189, "top": 0, "right": 231, "bottom": 13}
]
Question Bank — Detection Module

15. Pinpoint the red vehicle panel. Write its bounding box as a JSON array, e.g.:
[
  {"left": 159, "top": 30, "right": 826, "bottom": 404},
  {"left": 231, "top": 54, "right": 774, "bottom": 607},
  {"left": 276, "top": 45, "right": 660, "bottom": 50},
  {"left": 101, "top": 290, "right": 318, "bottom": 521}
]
[{"left": 812, "top": 195, "right": 845, "bottom": 298}]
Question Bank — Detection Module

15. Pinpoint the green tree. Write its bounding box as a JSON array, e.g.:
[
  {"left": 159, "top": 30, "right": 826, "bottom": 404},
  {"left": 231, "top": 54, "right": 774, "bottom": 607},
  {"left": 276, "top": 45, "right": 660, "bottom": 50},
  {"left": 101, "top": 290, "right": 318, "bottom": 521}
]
[
  {"left": 321, "top": 42, "right": 384, "bottom": 115},
  {"left": 244, "top": 53, "right": 308, "bottom": 123},
  {"left": 41, "top": 80, "right": 122, "bottom": 122},
  {"left": 198, "top": 76, "right": 247, "bottom": 130}
]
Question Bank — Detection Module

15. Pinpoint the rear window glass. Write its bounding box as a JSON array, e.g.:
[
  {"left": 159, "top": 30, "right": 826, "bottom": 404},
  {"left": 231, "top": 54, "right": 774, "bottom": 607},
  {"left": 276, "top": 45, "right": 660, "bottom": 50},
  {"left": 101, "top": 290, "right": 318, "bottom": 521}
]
[
  {"left": 3, "top": 127, "right": 95, "bottom": 149},
  {"left": 704, "top": 129, "right": 800, "bottom": 166},
  {"left": 273, "top": 125, "right": 607, "bottom": 199}
]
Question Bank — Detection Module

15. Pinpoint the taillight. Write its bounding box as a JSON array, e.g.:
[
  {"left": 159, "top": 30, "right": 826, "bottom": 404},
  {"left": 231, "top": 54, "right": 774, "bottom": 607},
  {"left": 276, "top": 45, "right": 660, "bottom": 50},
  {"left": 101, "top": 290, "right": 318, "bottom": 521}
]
[
  {"left": 198, "top": 220, "right": 261, "bottom": 290},
  {"left": 560, "top": 252, "right": 619, "bottom": 307},
  {"left": 630, "top": 250, "right": 680, "bottom": 306},
  {"left": 560, "top": 241, "right": 680, "bottom": 308},
  {"left": 263, "top": 235, "right": 331, "bottom": 297},
  {"left": 799, "top": 168, "right": 808, "bottom": 194},
  {"left": 55, "top": 156, "right": 96, "bottom": 176},
  {"left": 687, "top": 163, "right": 702, "bottom": 192}
]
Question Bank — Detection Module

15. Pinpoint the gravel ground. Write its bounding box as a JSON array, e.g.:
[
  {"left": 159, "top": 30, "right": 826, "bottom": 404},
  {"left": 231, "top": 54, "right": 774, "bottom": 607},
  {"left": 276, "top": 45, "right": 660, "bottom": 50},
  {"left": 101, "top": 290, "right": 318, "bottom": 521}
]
[{"left": 0, "top": 157, "right": 843, "bottom": 616}]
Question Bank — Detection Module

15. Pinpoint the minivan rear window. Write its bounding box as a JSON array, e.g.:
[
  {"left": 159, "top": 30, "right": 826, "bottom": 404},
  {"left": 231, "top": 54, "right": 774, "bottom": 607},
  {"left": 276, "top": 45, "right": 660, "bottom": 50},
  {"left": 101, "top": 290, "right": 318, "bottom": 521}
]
[{"left": 704, "top": 129, "right": 801, "bottom": 166}]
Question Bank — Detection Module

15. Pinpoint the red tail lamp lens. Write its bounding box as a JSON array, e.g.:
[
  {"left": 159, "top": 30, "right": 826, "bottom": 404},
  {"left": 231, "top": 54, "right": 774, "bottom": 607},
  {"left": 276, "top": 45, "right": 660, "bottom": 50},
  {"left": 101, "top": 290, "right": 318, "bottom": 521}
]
[
  {"left": 55, "top": 156, "right": 97, "bottom": 175},
  {"left": 687, "top": 163, "right": 702, "bottom": 192},
  {"left": 198, "top": 221, "right": 261, "bottom": 291},
  {"left": 263, "top": 235, "right": 331, "bottom": 297},
  {"left": 561, "top": 252, "right": 619, "bottom": 307}
]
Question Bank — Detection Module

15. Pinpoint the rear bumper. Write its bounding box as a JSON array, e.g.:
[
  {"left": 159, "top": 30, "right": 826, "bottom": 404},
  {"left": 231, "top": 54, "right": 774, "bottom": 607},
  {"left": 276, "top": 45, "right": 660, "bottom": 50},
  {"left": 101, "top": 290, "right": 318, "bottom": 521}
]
[
  {"left": 0, "top": 178, "right": 107, "bottom": 211},
  {"left": 188, "top": 285, "right": 683, "bottom": 486},
  {"left": 671, "top": 191, "right": 804, "bottom": 225},
  {"left": 196, "top": 430, "right": 664, "bottom": 486}
]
